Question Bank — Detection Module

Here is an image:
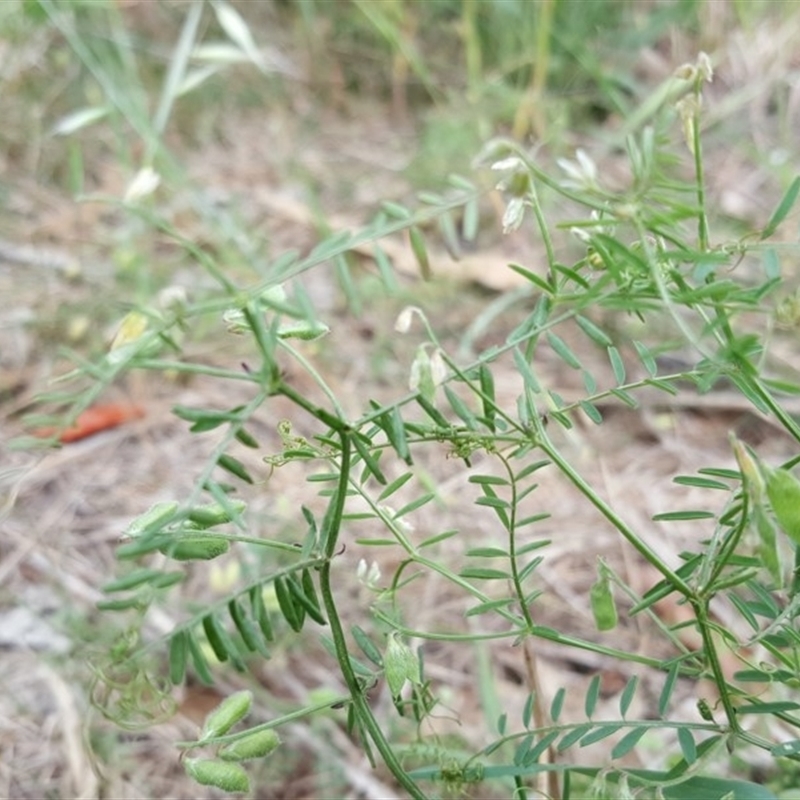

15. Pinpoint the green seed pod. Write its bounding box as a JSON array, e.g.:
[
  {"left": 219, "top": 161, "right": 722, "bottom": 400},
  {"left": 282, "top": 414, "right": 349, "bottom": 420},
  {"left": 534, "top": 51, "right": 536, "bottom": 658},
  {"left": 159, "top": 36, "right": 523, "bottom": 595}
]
[
  {"left": 159, "top": 536, "right": 230, "bottom": 561},
  {"left": 219, "top": 728, "right": 281, "bottom": 761},
  {"left": 277, "top": 319, "right": 330, "bottom": 341},
  {"left": 754, "top": 505, "right": 781, "bottom": 586},
  {"left": 384, "top": 632, "right": 420, "bottom": 697},
  {"left": 201, "top": 690, "right": 253, "bottom": 741},
  {"left": 590, "top": 573, "right": 618, "bottom": 631},
  {"left": 188, "top": 500, "right": 247, "bottom": 528},
  {"left": 125, "top": 501, "right": 178, "bottom": 537},
  {"left": 184, "top": 758, "right": 249, "bottom": 793},
  {"left": 766, "top": 468, "right": 800, "bottom": 545}
]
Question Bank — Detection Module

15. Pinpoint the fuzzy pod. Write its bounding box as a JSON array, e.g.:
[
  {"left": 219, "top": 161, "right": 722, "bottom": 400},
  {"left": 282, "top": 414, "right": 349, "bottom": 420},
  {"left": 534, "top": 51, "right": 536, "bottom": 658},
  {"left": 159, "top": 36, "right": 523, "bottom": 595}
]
[
  {"left": 590, "top": 575, "right": 618, "bottom": 631},
  {"left": 766, "top": 468, "right": 800, "bottom": 546},
  {"left": 188, "top": 500, "right": 247, "bottom": 528},
  {"left": 184, "top": 758, "right": 249, "bottom": 793},
  {"left": 384, "top": 632, "right": 420, "bottom": 697},
  {"left": 159, "top": 536, "right": 230, "bottom": 561},
  {"left": 218, "top": 728, "right": 281, "bottom": 761},
  {"left": 201, "top": 690, "right": 253, "bottom": 741},
  {"left": 125, "top": 501, "right": 179, "bottom": 537}
]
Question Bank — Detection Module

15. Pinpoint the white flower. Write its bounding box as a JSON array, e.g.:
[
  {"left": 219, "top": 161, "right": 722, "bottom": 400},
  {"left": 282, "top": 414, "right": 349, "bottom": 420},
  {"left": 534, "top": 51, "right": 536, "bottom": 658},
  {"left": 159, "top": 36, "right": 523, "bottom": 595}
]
[
  {"left": 124, "top": 167, "right": 160, "bottom": 202},
  {"left": 557, "top": 149, "right": 599, "bottom": 191}
]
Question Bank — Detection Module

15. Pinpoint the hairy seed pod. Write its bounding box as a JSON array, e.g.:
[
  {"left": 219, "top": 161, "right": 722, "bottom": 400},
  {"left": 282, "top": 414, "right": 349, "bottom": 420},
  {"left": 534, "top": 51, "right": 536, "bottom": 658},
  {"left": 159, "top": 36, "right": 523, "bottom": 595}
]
[
  {"left": 184, "top": 758, "right": 249, "bottom": 793},
  {"left": 125, "top": 501, "right": 178, "bottom": 537},
  {"left": 188, "top": 500, "right": 247, "bottom": 528},
  {"left": 159, "top": 536, "right": 230, "bottom": 561},
  {"left": 219, "top": 729, "right": 281, "bottom": 761},
  {"left": 201, "top": 690, "right": 253, "bottom": 741}
]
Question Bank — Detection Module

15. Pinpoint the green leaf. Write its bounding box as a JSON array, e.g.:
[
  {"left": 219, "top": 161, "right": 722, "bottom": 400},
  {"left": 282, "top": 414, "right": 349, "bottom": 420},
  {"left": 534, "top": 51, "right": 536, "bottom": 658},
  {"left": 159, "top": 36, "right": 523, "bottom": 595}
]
[
  {"left": 557, "top": 723, "right": 592, "bottom": 752},
  {"left": 479, "top": 365, "right": 496, "bottom": 432},
  {"left": 608, "top": 346, "right": 626, "bottom": 384},
  {"left": 761, "top": 175, "right": 800, "bottom": 239},
  {"left": 550, "top": 687, "right": 566, "bottom": 722},
  {"left": 771, "top": 739, "right": 800, "bottom": 757},
  {"left": 250, "top": 586, "right": 274, "bottom": 642},
  {"left": 187, "top": 630, "right": 214, "bottom": 685},
  {"left": 102, "top": 568, "right": 166, "bottom": 593},
  {"left": 662, "top": 776, "right": 777, "bottom": 800},
  {"left": 673, "top": 475, "right": 730, "bottom": 490},
  {"left": 580, "top": 723, "right": 623, "bottom": 747},
  {"left": 386, "top": 407, "right": 412, "bottom": 464},
  {"left": 508, "top": 263, "right": 553, "bottom": 295},
  {"left": 611, "top": 726, "right": 647, "bottom": 759},
  {"left": 653, "top": 510, "right": 715, "bottom": 521},
  {"left": 352, "top": 625, "right": 384, "bottom": 666},
  {"left": 287, "top": 571, "right": 326, "bottom": 625},
  {"left": 513, "top": 347, "right": 542, "bottom": 393},
  {"left": 737, "top": 700, "right": 800, "bottom": 714},
  {"left": 394, "top": 492, "right": 435, "bottom": 518},
  {"left": 465, "top": 547, "right": 508, "bottom": 558},
  {"left": 351, "top": 434, "right": 387, "bottom": 485},
  {"left": 274, "top": 576, "right": 304, "bottom": 632},
  {"left": 547, "top": 331, "right": 582, "bottom": 369},
  {"left": 444, "top": 386, "right": 478, "bottom": 429},
  {"left": 634, "top": 340, "right": 657, "bottom": 377},
  {"left": 576, "top": 315, "right": 612, "bottom": 347},
  {"left": 468, "top": 474, "right": 509, "bottom": 486},
  {"left": 415, "top": 393, "right": 450, "bottom": 427},
  {"left": 234, "top": 427, "right": 260, "bottom": 448},
  {"left": 522, "top": 693, "right": 534, "bottom": 729},
  {"left": 169, "top": 630, "right": 189, "bottom": 685},
  {"left": 228, "top": 599, "right": 269, "bottom": 656},
  {"left": 579, "top": 399, "right": 603, "bottom": 424},
  {"left": 465, "top": 597, "right": 513, "bottom": 617},
  {"left": 419, "top": 529, "right": 458, "bottom": 548},
  {"left": 377, "top": 472, "right": 413, "bottom": 503},
  {"left": 585, "top": 674, "right": 601, "bottom": 718},
  {"left": 677, "top": 727, "right": 696, "bottom": 765},
  {"left": 409, "top": 226, "right": 431, "bottom": 280},
  {"left": 217, "top": 454, "right": 254, "bottom": 484},
  {"left": 459, "top": 567, "right": 509, "bottom": 580},
  {"left": 659, "top": 664, "right": 679, "bottom": 717},
  {"left": 202, "top": 613, "right": 239, "bottom": 665},
  {"left": 619, "top": 675, "right": 638, "bottom": 718},
  {"left": 524, "top": 730, "right": 560, "bottom": 766}
]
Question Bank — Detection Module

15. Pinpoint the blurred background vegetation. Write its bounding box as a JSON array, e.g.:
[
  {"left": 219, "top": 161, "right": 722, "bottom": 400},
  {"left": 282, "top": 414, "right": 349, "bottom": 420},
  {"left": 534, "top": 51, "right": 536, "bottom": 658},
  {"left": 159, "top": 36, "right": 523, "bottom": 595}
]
[{"left": 3, "top": 1, "right": 800, "bottom": 798}]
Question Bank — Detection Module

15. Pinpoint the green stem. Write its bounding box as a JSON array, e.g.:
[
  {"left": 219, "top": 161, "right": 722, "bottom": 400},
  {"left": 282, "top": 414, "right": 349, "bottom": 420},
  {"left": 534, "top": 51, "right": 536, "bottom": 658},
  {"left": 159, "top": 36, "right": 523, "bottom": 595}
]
[
  {"left": 535, "top": 419, "right": 694, "bottom": 599},
  {"left": 691, "top": 91, "right": 710, "bottom": 252},
  {"left": 690, "top": 598, "right": 740, "bottom": 733},
  {"left": 317, "top": 432, "right": 427, "bottom": 800}
]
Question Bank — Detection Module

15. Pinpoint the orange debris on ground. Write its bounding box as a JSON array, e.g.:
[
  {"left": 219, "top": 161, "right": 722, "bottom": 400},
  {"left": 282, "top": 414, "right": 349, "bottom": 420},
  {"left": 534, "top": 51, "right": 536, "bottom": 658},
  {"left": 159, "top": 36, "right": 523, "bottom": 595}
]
[{"left": 35, "top": 404, "right": 145, "bottom": 443}]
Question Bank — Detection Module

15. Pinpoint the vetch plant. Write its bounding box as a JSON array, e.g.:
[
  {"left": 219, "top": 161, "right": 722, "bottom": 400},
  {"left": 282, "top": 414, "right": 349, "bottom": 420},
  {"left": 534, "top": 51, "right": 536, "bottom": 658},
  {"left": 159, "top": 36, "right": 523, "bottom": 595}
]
[{"left": 47, "top": 43, "right": 800, "bottom": 799}]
